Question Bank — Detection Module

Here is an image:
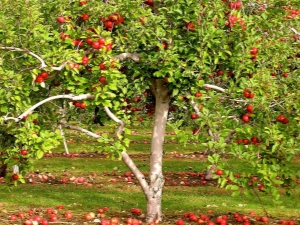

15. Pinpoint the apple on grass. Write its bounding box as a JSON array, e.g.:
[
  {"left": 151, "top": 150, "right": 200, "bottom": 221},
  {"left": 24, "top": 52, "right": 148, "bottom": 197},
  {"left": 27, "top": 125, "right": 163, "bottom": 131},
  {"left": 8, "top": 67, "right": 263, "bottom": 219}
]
[
  {"left": 65, "top": 211, "right": 72, "bottom": 219},
  {"left": 41, "top": 220, "right": 49, "bottom": 225}
]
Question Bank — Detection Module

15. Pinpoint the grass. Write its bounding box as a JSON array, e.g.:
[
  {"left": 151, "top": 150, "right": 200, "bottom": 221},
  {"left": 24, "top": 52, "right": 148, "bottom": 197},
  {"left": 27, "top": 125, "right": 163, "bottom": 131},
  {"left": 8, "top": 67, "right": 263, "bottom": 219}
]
[{"left": 0, "top": 123, "right": 300, "bottom": 223}]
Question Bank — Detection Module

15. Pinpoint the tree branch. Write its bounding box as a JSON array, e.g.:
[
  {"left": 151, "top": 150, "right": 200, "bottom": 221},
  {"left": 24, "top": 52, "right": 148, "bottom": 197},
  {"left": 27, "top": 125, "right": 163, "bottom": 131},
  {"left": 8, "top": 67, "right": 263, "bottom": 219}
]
[
  {"left": 59, "top": 122, "right": 106, "bottom": 140},
  {"left": 190, "top": 99, "right": 201, "bottom": 116},
  {"left": 58, "top": 106, "right": 69, "bottom": 154},
  {"left": 225, "top": 130, "right": 236, "bottom": 144},
  {"left": 0, "top": 46, "right": 47, "bottom": 68},
  {"left": 0, "top": 46, "right": 67, "bottom": 70},
  {"left": 103, "top": 107, "right": 150, "bottom": 193},
  {"left": 113, "top": 53, "right": 141, "bottom": 62},
  {"left": 203, "top": 84, "right": 226, "bottom": 92},
  {"left": 290, "top": 27, "right": 300, "bottom": 36},
  {"left": 104, "top": 107, "right": 125, "bottom": 136},
  {"left": 3, "top": 94, "right": 95, "bottom": 122},
  {"left": 122, "top": 151, "right": 149, "bottom": 194}
]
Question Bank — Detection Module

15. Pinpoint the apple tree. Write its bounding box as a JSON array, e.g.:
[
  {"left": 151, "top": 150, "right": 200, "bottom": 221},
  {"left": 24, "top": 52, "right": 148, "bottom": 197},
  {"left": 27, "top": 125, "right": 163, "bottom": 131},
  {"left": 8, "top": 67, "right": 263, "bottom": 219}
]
[{"left": 0, "top": 0, "right": 300, "bottom": 222}]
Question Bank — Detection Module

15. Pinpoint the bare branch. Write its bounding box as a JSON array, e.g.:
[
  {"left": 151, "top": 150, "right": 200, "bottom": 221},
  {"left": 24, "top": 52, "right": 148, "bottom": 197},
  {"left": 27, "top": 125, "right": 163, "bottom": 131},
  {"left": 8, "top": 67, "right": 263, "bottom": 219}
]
[
  {"left": 190, "top": 99, "right": 200, "bottom": 116},
  {"left": 114, "top": 53, "right": 141, "bottom": 62},
  {"left": 290, "top": 27, "right": 300, "bottom": 36},
  {"left": 0, "top": 46, "right": 47, "bottom": 68},
  {"left": 3, "top": 94, "right": 95, "bottom": 122},
  {"left": 203, "top": 84, "right": 226, "bottom": 92},
  {"left": 60, "top": 123, "right": 106, "bottom": 140},
  {"left": 104, "top": 106, "right": 125, "bottom": 135},
  {"left": 225, "top": 130, "right": 236, "bottom": 143},
  {"left": 230, "top": 98, "right": 248, "bottom": 103},
  {"left": 52, "top": 61, "right": 68, "bottom": 71},
  {"left": 0, "top": 46, "right": 67, "bottom": 71}
]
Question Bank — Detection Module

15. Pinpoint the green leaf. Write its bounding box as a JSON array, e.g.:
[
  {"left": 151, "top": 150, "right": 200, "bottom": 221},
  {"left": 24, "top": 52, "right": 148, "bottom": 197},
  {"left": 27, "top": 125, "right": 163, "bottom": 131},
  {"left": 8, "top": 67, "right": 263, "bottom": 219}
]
[{"left": 36, "top": 150, "right": 44, "bottom": 159}]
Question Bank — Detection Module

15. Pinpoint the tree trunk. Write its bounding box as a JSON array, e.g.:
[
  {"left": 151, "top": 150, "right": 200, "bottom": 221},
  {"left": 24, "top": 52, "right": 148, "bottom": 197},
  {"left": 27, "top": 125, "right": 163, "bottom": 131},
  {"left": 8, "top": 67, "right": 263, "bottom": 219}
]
[
  {"left": 0, "top": 163, "right": 7, "bottom": 177},
  {"left": 146, "top": 79, "right": 170, "bottom": 222}
]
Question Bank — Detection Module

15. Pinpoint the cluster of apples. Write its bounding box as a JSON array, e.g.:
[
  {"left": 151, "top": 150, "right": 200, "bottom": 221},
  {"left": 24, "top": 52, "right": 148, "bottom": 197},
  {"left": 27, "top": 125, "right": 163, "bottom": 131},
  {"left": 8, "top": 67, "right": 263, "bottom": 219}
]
[
  {"left": 283, "top": 6, "right": 300, "bottom": 19},
  {"left": 277, "top": 114, "right": 289, "bottom": 124},
  {"left": 228, "top": 1, "right": 242, "bottom": 10},
  {"left": 35, "top": 71, "right": 49, "bottom": 83},
  {"left": 243, "top": 88, "right": 255, "bottom": 99},
  {"left": 100, "top": 13, "right": 125, "bottom": 31},
  {"left": 237, "top": 136, "right": 260, "bottom": 145},
  {"left": 73, "top": 100, "right": 87, "bottom": 109},
  {"left": 241, "top": 104, "right": 254, "bottom": 123}
]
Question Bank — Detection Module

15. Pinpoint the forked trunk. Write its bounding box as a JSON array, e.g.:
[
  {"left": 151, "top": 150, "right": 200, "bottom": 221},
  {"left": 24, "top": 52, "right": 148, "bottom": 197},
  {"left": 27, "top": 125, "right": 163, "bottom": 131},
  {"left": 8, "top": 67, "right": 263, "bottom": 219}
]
[{"left": 121, "top": 79, "right": 170, "bottom": 223}]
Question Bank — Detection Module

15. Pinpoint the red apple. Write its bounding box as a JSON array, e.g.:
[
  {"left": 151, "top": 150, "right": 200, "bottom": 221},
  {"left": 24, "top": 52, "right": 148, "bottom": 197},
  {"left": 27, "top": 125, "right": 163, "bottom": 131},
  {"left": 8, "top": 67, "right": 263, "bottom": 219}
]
[
  {"left": 99, "top": 63, "right": 107, "bottom": 70},
  {"left": 81, "top": 13, "right": 89, "bottom": 21},
  {"left": 99, "top": 76, "right": 106, "bottom": 83},
  {"left": 49, "top": 214, "right": 58, "bottom": 222},
  {"left": 64, "top": 211, "right": 72, "bottom": 219},
  {"left": 35, "top": 76, "right": 45, "bottom": 83},
  {"left": 144, "top": 0, "right": 153, "bottom": 6},
  {"left": 57, "top": 16, "right": 65, "bottom": 23},
  {"left": 57, "top": 205, "right": 64, "bottom": 209},
  {"left": 191, "top": 113, "right": 197, "bottom": 119},
  {"left": 40, "top": 71, "right": 49, "bottom": 79},
  {"left": 246, "top": 105, "right": 253, "bottom": 113},
  {"left": 242, "top": 114, "right": 250, "bottom": 123},
  {"left": 33, "top": 216, "right": 42, "bottom": 223},
  {"left": 80, "top": 102, "right": 86, "bottom": 109},
  {"left": 92, "top": 41, "right": 101, "bottom": 49},
  {"left": 12, "top": 174, "right": 19, "bottom": 181},
  {"left": 21, "top": 149, "right": 28, "bottom": 155},
  {"left": 192, "top": 128, "right": 200, "bottom": 135},
  {"left": 216, "top": 169, "right": 223, "bottom": 176},
  {"left": 24, "top": 220, "right": 33, "bottom": 225},
  {"left": 10, "top": 215, "right": 17, "bottom": 220},
  {"left": 195, "top": 92, "right": 202, "bottom": 97},
  {"left": 17, "top": 212, "right": 25, "bottom": 219},
  {"left": 260, "top": 216, "right": 268, "bottom": 223},
  {"left": 250, "top": 47, "right": 258, "bottom": 55},
  {"left": 282, "top": 118, "right": 289, "bottom": 124},
  {"left": 41, "top": 220, "right": 49, "bottom": 225},
  {"left": 277, "top": 114, "right": 285, "bottom": 122}
]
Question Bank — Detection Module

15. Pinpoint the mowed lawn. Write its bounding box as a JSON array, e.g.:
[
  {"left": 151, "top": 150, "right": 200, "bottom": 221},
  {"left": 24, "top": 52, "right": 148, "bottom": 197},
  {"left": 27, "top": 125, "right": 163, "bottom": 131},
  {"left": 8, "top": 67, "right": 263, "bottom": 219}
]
[{"left": 0, "top": 124, "right": 300, "bottom": 223}]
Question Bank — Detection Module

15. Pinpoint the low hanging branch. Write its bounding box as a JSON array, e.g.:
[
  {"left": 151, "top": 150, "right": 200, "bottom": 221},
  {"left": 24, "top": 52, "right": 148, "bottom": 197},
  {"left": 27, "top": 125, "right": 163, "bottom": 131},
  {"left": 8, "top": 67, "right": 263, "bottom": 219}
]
[
  {"left": 3, "top": 94, "right": 95, "bottom": 122},
  {"left": 104, "top": 107, "right": 126, "bottom": 136},
  {"left": 0, "top": 46, "right": 67, "bottom": 71},
  {"left": 59, "top": 106, "right": 150, "bottom": 195},
  {"left": 60, "top": 123, "right": 106, "bottom": 140}
]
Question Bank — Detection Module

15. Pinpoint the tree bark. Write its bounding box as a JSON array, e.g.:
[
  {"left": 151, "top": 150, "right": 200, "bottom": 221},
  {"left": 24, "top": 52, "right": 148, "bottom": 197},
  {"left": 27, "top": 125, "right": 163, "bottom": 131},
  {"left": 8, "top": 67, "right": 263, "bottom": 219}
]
[
  {"left": 0, "top": 163, "right": 7, "bottom": 178},
  {"left": 146, "top": 79, "right": 170, "bottom": 222}
]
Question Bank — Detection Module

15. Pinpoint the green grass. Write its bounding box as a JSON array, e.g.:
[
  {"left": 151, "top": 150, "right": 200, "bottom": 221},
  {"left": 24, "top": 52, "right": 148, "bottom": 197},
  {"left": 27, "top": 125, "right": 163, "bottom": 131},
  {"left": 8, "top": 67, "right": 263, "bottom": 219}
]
[
  {"left": 0, "top": 124, "right": 300, "bottom": 223},
  {"left": 1, "top": 180, "right": 300, "bottom": 220}
]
